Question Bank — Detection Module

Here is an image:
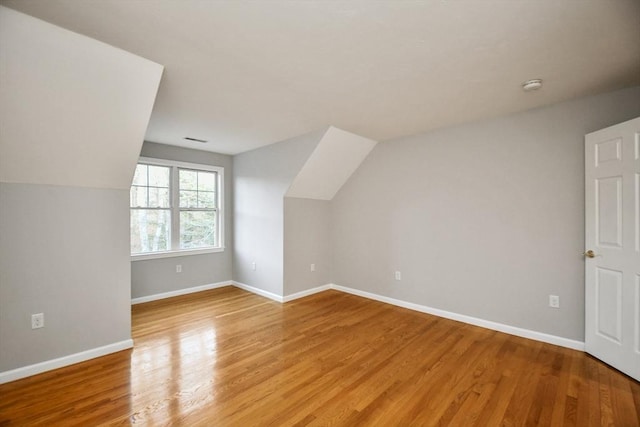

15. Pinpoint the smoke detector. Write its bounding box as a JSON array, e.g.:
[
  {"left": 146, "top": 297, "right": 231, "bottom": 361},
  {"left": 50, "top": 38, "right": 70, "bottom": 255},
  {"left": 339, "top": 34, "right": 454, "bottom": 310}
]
[{"left": 522, "top": 79, "right": 543, "bottom": 92}]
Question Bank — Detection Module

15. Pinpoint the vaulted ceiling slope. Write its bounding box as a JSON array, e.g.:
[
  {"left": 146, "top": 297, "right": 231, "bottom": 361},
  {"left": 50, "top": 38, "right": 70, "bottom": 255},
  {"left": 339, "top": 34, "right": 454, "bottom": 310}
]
[
  {"left": 0, "top": 6, "right": 163, "bottom": 189},
  {"left": 286, "top": 127, "right": 377, "bottom": 201},
  {"left": 2, "top": 0, "right": 639, "bottom": 155}
]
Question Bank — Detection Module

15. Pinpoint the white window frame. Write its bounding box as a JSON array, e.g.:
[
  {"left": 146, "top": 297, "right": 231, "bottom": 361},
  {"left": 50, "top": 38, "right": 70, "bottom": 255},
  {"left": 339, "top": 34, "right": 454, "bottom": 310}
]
[{"left": 131, "top": 157, "right": 225, "bottom": 261}]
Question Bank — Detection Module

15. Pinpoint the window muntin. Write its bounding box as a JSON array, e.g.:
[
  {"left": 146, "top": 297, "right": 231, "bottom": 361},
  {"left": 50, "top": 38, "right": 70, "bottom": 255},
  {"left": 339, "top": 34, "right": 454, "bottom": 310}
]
[
  {"left": 178, "top": 168, "right": 218, "bottom": 249},
  {"left": 130, "top": 164, "right": 171, "bottom": 253},
  {"left": 130, "top": 159, "right": 224, "bottom": 257}
]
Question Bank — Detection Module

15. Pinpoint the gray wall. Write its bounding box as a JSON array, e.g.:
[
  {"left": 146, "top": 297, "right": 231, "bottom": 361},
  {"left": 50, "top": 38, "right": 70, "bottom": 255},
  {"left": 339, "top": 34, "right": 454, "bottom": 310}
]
[
  {"left": 331, "top": 86, "right": 640, "bottom": 341},
  {"left": 131, "top": 142, "right": 233, "bottom": 299},
  {"left": 0, "top": 5, "right": 160, "bottom": 376},
  {"left": 284, "top": 197, "right": 332, "bottom": 295},
  {"left": 233, "top": 130, "right": 324, "bottom": 295},
  {"left": 0, "top": 183, "right": 131, "bottom": 371}
]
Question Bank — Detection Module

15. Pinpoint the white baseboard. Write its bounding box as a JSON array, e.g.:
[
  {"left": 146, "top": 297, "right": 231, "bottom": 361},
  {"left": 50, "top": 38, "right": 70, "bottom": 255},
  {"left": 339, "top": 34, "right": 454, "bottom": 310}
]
[
  {"left": 131, "top": 281, "right": 232, "bottom": 304},
  {"left": 0, "top": 339, "right": 133, "bottom": 385},
  {"left": 133, "top": 280, "right": 328, "bottom": 305},
  {"left": 232, "top": 282, "right": 331, "bottom": 303},
  {"left": 330, "top": 284, "right": 585, "bottom": 351},
  {"left": 4, "top": 281, "right": 583, "bottom": 384},
  {"left": 232, "top": 281, "right": 284, "bottom": 303},
  {"left": 231, "top": 282, "right": 583, "bottom": 351},
  {"left": 283, "top": 284, "right": 332, "bottom": 302}
]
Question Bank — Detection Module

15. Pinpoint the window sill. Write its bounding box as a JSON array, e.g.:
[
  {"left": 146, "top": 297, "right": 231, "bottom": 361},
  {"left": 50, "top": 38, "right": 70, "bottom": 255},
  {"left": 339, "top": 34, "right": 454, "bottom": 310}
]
[{"left": 131, "top": 247, "right": 225, "bottom": 261}]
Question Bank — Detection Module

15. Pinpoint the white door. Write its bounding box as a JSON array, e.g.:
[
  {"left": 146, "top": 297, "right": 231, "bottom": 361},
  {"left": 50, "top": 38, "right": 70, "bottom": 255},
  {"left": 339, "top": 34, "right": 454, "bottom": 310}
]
[{"left": 585, "top": 116, "right": 640, "bottom": 381}]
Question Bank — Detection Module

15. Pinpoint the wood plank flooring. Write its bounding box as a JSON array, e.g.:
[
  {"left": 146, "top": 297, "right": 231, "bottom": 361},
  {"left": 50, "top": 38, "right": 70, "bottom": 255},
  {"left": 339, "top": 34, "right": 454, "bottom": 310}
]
[{"left": 1, "top": 286, "right": 638, "bottom": 426}]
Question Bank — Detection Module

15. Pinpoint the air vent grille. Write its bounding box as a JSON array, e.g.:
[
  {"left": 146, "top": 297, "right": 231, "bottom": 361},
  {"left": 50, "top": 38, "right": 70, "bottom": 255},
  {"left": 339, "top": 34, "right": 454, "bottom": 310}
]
[{"left": 183, "top": 137, "right": 208, "bottom": 143}]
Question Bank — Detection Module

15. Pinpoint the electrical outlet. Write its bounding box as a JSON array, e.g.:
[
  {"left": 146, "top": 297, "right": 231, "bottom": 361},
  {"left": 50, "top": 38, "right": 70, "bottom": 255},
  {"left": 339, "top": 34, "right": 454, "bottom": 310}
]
[
  {"left": 251, "top": 262, "right": 256, "bottom": 271},
  {"left": 31, "top": 313, "right": 44, "bottom": 329},
  {"left": 549, "top": 295, "right": 560, "bottom": 308},
  {"left": 310, "top": 263, "right": 316, "bottom": 272},
  {"left": 395, "top": 271, "right": 402, "bottom": 281},
  {"left": 176, "top": 264, "right": 182, "bottom": 273}
]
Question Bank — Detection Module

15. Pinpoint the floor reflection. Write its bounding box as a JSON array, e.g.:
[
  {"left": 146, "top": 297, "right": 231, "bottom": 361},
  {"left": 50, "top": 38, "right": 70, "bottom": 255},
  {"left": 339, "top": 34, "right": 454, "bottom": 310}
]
[{"left": 128, "top": 317, "right": 219, "bottom": 423}]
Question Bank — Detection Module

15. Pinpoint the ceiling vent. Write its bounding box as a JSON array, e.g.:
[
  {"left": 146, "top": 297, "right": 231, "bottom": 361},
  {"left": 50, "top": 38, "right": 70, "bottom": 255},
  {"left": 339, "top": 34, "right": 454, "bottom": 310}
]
[{"left": 183, "top": 136, "right": 208, "bottom": 143}]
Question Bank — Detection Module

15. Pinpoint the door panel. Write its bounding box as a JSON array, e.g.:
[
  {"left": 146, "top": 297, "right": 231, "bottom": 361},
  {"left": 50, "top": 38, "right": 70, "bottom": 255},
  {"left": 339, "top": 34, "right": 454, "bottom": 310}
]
[
  {"left": 636, "top": 275, "right": 640, "bottom": 353},
  {"left": 595, "top": 267, "right": 622, "bottom": 343},
  {"left": 595, "top": 137, "right": 622, "bottom": 165},
  {"left": 596, "top": 176, "right": 622, "bottom": 247},
  {"left": 636, "top": 173, "right": 639, "bottom": 252},
  {"left": 585, "top": 116, "right": 640, "bottom": 381}
]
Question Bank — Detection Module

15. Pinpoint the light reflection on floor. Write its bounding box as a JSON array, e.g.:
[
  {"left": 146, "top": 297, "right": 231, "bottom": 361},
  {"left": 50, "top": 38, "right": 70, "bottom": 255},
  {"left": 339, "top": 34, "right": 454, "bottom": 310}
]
[{"left": 128, "top": 325, "right": 218, "bottom": 424}]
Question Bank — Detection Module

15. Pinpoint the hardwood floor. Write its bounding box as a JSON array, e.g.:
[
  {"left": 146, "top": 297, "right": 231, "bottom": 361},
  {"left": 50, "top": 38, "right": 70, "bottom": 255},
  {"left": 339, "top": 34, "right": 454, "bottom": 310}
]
[{"left": 1, "top": 286, "right": 638, "bottom": 426}]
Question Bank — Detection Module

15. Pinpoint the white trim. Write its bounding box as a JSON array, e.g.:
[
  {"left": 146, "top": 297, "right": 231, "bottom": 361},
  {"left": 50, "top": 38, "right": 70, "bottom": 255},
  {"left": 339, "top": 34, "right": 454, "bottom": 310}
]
[
  {"left": 131, "top": 281, "right": 231, "bottom": 304},
  {"left": 0, "top": 339, "right": 133, "bottom": 384},
  {"left": 330, "top": 284, "right": 585, "bottom": 351},
  {"left": 132, "top": 157, "right": 225, "bottom": 255},
  {"left": 282, "top": 284, "right": 332, "bottom": 302},
  {"left": 228, "top": 281, "right": 583, "bottom": 350},
  {"left": 2, "top": 282, "right": 585, "bottom": 384},
  {"left": 131, "top": 247, "right": 225, "bottom": 261},
  {"left": 138, "top": 156, "right": 222, "bottom": 172},
  {"left": 232, "top": 281, "right": 284, "bottom": 303}
]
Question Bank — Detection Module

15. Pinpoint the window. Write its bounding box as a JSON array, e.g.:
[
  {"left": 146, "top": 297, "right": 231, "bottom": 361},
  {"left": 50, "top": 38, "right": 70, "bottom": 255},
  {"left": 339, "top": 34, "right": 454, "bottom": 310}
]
[
  {"left": 130, "top": 157, "right": 224, "bottom": 259},
  {"left": 178, "top": 168, "right": 217, "bottom": 249}
]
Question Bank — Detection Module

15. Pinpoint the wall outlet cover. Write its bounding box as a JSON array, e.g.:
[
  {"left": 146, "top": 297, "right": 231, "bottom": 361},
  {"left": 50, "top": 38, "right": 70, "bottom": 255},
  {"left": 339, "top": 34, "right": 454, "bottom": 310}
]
[{"left": 31, "top": 313, "right": 44, "bottom": 329}]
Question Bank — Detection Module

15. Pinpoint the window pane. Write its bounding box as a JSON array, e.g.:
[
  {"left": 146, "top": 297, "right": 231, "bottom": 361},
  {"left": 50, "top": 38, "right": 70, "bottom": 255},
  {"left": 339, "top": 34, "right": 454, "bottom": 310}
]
[
  {"left": 197, "top": 171, "right": 216, "bottom": 191},
  {"left": 179, "top": 169, "right": 197, "bottom": 190},
  {"left": 130, "top": 209, "right": 171, "bottom": 253},
  {"left": 179, "top": 190, "right": 198, "bottom": 208},
  {"left": 132, "top": 164, "right": 147, "bottom": 186},
  {"left": 148, "top": 165, "right": 170, "bottom": 187},
  {"left": 149, "top": 187, "right": 170, "bottom": 208},
  {"left": 180, "top": 211, "right": 216, "bottom": 249},
  {"left": 130, "top": 186, "right": 148, "bottom": 208},
  {"left": 198, "top": 191, "right": 216, "bottom": 208},
  {"left": 130, "top": 162, "right": 224, "bottom": 255}
]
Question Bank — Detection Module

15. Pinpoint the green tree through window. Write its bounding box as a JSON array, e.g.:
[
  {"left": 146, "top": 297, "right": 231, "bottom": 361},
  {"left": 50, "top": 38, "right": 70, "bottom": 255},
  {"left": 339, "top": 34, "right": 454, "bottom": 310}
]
[
  {"left": 179, "top": 168, "right": 217, "bottom": 249},
  {"left": 130, "top": 159, "right": 224, "bottom": 256}
]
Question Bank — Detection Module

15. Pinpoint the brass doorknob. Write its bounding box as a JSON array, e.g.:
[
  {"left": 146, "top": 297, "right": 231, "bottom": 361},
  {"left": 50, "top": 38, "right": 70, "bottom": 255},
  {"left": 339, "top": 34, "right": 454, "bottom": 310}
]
[{"left": 583, "top": 250, "right": 596, "bottom": 258}]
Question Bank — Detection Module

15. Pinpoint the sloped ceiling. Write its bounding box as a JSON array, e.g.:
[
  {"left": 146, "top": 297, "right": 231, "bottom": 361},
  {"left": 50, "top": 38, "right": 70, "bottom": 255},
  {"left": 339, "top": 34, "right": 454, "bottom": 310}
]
[
  {"left": 1, "top": 0, "right": 639, "bottom": 155},
  {"left": 0, "top": 6, "right": 163, "bottom": 190},
  {"left": 286, "top": 127, "right": 377, "bottom": 200}
]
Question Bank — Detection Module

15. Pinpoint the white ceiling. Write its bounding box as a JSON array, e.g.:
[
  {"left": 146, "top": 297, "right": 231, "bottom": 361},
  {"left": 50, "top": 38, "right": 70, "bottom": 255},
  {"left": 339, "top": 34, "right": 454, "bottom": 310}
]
[{"left": 2, "top": 0, "right": 639, "bottom": 155}]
